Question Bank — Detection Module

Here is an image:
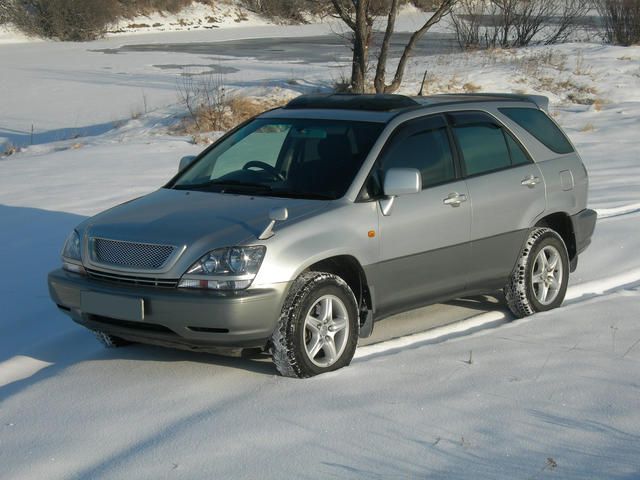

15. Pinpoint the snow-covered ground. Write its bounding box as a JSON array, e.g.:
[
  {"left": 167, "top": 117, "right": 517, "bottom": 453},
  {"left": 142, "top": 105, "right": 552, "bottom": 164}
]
[{"left": 1, "top": 11, "right": 640, "bottom": 479}]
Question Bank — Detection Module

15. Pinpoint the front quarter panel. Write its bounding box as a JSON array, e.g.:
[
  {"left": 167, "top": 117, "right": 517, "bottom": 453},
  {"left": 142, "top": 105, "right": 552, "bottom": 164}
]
[{"left": 251, "top": 201, "right": 379, "bottom": 286}]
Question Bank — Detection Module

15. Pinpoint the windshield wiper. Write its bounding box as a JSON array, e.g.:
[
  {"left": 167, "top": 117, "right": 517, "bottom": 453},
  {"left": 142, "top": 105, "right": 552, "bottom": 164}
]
[
  {"left": 268, "top": 191, "right": 335, "bottom": 200},
  {"left": 175, "top": 180, "right": 272, "bottom": 193}
]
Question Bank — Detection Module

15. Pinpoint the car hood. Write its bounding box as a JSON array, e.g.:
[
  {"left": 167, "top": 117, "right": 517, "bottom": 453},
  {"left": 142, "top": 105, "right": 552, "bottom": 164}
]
[{"left": 83, "top": 188, "right": 329, "bottom": 252}]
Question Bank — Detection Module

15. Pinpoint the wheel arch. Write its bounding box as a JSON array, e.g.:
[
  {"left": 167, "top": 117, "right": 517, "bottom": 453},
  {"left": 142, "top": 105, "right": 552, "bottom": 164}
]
[
  {"left": 304, "top": 255, "right": 372, "bottom": 313},
  {"left": 535, "top": 212, "right": 576, "bottom": 261}
]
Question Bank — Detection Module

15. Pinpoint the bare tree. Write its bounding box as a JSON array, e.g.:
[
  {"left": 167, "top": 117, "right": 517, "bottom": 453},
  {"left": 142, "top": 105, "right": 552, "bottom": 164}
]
[
  {"left": 330, "top": 0, "right": 457, "bottom": 93},
  {"left": 375, "top": 0, "right": 456, "bottom": 93},
  {"left": 594, "top": 0, "right": 640, "bottom": 46},
  {"left": 452, "top": 0, "right": 590, "bottom": 49}
]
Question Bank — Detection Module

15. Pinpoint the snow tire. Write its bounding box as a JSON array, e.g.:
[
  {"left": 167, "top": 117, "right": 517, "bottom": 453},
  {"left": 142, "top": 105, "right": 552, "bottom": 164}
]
[
  {"left": 504, "top": 227, "right": 569, "bottom": 318},
  {"left": 270, "top": 271, "right": 358, "bottom": 378}
]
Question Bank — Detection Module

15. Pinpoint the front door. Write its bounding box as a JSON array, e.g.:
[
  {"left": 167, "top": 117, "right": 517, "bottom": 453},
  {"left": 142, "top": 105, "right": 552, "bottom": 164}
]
[{"left": 365, "top": 115, "right": 472, "bottom": 318}]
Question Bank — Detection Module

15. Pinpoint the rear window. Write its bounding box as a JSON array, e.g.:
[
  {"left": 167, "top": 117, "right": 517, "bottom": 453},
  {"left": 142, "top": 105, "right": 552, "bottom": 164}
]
[{"left": 499, "top": 108, "right": 574, "bottom": 155}]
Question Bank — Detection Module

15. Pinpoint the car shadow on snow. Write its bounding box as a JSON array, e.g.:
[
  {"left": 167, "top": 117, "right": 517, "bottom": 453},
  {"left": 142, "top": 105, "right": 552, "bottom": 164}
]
[
  {"left": 0, "top": 204, "right": 513, "bottom": 403},
  {"left": 0, "top": 204, "right": 280, "bottom": 401},
  {"left": 0, "top": 120, "right": 120, "bottom": 149}
]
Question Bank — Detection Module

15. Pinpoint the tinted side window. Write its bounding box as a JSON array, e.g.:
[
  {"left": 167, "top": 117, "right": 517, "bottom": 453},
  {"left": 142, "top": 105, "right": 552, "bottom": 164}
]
[
  {"left": 381, "top": 121, "right": 455, "bottom": 189},
  {"left": 499, "top": 107, "right": 574, "bottom": 154},
  {"left": 453, "top": 123, "right": 511, "bottom": 176},
  {"left": 505, "top": 132, "right": 531, "bottom": 166}
]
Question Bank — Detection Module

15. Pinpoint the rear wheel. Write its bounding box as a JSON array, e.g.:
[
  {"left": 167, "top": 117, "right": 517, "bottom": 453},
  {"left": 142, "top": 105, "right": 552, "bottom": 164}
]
[
  {"left": 504, "top": 227, "right": 569, "bottom": 318},
  {"left": 94, "top": 331, "right": 131, "bottom": 348},
  {"left": 270, "top": 272, "right": 358, "bottom": 378}
]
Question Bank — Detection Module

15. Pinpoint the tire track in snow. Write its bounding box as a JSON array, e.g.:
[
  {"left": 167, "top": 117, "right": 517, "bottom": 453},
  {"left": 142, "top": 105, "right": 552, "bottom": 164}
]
[
  {"left": 595, "top": 203, "right": 640, "bottom": 219},
  {"left": 354, "top": 268, "right": 640, "bottom": 361}
]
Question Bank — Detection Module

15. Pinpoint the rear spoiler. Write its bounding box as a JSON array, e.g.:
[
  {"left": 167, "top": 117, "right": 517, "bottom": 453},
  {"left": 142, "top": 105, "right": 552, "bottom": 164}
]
[
  {"left": 474, "top": 93, "right": 550, "bottom": 112},
  {"left": 525, "top": 95, "right": 549, "bottom": 112}
]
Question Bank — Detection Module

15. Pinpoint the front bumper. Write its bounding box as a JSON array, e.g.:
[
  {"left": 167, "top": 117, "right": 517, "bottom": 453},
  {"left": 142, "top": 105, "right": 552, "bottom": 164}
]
[{"left": 48, "top": 268, "right": 290, "bottom": 351}]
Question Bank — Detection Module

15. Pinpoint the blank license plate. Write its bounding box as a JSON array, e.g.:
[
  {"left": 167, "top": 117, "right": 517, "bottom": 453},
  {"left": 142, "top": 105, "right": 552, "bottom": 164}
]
[{"left": 80, "top": 291, "right": 144, "bottom": 322}]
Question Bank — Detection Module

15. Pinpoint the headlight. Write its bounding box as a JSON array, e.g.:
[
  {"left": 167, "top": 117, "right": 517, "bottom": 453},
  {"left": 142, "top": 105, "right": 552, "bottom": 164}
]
[
  {"left": 61, "top": 230, "right": 85, "bottom": 275},
  {"left": 178, "top": 246, "right": 266, "bottom": 290}
]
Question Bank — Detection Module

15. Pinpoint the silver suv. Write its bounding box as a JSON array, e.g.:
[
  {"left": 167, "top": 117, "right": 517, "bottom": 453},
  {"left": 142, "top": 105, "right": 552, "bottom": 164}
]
[{"left": 48, "top": 93, "right": 597, "bottom": 377}]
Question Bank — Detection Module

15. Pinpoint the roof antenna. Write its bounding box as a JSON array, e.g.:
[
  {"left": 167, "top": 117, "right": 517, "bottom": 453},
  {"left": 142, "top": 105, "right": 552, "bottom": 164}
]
[
  {"left": 258, "top": 207, "right": 289, "bottom": 240},
  {"left": 418, "top": 69, "right": 428, "bottom": 96}
]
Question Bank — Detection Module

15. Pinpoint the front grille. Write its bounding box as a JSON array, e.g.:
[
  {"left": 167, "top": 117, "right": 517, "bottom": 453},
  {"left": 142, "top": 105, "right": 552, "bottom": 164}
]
[
  {"left": 91, "top": 237, "right": 175, "bottom": 270},
  {"left": 87, "top": 269, "right": 179, "bottom": 288}
]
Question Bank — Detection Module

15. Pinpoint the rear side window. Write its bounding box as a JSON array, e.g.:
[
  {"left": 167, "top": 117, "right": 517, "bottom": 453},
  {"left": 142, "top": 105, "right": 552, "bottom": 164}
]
[
  {"left": 505, "top": 132, "right": 531, "bottom": 166},
  {"left": 453, "top": 123, "right": 510, "bottom": 176},
  {"left": 499, "top": 107, "right": 574, "bottom": 154}
]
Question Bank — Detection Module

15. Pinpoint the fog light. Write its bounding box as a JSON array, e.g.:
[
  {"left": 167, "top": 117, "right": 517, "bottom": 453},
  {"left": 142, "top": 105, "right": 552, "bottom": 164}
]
[
  {"left": 178, "top": 278, "right": 252, "bottom": 290},
  {"left": 63, "top": 261, "right": 86, "bottom": 275}
]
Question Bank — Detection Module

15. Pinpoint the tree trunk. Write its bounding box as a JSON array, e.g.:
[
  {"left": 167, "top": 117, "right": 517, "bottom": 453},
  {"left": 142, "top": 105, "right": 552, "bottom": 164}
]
[
  {"left": 382, "top": 0, "right": 456, "bottom": 94},
  {"left": 351, "top": 0, "right": 371, "bottom": 93},
  {"left": 374, "top": 0, "right": 400, "bottom": 93}
]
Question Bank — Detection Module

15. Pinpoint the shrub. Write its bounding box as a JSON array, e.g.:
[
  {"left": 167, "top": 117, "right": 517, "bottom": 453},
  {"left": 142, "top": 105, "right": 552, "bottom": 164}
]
[
  {"left": 451, "top": 0, "right": 590, "bottom": 49},
  {"left": 6, "top": 0, "right": 213, "bottom": 40},
  {"left": 11, "top": 0, "right": 120, "bottom": 40},
  {"left": 594, "top": 0, "right": 640, "bottom": 46},
  {"left": 239, "top": 0, "right": 319, "bottom": 23}
]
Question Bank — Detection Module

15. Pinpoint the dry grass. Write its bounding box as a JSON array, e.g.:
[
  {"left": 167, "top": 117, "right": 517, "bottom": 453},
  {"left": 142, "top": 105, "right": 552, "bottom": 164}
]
[
  {"left": 176, "top": 95, "right": 287, "bottom": 135},
  {"left": 514, "top": 50, "right": 568, "bottom": 78},
  {"left": 573, "top": 50, "right": 592, "bottom": 76},
  {"left": 227, "top": 97, "right": 272, "bottom": 125},
  {"left": 463, "top": 82, "right": 482, "bottom": 93},
  {"left": 567, "top": 92, "right": 597, "bottom": 105},
  {"left": 593, "top": 98, "right": 606, "bottom": 112},
  {"left": 1, "top": 145, "right": 17, "bottom": 156},
  {"left": 580, "top": 123, "right": 595, "bottom": 132}
]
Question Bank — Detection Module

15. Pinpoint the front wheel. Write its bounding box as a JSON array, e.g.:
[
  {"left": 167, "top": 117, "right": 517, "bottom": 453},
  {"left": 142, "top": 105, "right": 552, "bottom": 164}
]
[
  {"left": 270, "top": 272, "right": 359, "bottom": 378},
  {"left": 504, "top": 227, "right": 570, "bottom": 318}
]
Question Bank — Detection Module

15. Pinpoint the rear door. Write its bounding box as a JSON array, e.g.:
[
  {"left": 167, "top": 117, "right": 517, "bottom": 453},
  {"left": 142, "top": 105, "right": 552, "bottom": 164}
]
[
  {"left": 448, "top": 111, "right": 546, "bottom": 291},
  {"left": 366, "top": 114, "right": 472, "bottom": 318}
]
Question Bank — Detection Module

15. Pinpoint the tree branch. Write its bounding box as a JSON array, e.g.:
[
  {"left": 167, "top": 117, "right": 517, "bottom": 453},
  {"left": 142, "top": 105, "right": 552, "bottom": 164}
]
[
  {"left": 384, "top": 0, "right": 457, "bottom": 93},
  {"left": 331, "top": 0, "right": 356, "bottom": 31}
]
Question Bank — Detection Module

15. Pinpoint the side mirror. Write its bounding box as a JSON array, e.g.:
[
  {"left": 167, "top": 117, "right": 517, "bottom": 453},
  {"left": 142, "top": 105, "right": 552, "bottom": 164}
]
[
  {"left": 178, "top": 155, "right": 197, "bottom": 172},
  {"left": 379, "top": 168, "right": 421, "bottom": 216},
  {"left": 383, "top": 168, "right": 421, "bottom": 197},
  {"left": 269, "top": 207, "right": 289, "bottom": 222},
  {"left": 258, "top": 207, "right": 289, "bottom": 240}
]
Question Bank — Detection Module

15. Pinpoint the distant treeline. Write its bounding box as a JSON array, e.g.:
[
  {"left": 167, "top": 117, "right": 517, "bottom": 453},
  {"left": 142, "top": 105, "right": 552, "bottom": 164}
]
[
  {"left": 0, "top": 0, "right": 440, "bottom": 40},
  {"left": 1, "top": 0, "right": 209, "bottom": 40},
  {"left": 1, "top": 0, "right": 638, "bottom": 45}
]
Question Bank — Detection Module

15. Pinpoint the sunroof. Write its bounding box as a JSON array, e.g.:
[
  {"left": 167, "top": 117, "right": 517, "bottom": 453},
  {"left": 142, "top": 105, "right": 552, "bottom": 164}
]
[{"left": 285, "top": 94, "right": 419, "bottom": 112}]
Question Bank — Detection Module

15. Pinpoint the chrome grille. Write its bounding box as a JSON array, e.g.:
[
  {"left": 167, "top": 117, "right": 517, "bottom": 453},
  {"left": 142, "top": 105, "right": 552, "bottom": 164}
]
[
  {"left": 91, "top": 237, "right": 175, "bottom": 270},
  {"left": 87, "top": 269, "right": 178, "bottom": 288}
]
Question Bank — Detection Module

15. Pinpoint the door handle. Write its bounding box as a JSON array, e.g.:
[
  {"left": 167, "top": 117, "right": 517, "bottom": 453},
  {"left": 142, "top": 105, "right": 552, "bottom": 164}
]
[
  {"left": 521, "top": 175, "right": 541, "bottom": 188},
  {"left": 443, "top": 192, "right": 467, "bottom": 207}
]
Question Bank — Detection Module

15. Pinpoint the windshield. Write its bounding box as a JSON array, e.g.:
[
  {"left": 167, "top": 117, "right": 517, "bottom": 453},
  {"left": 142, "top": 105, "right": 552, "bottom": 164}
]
[{"left": 170, "top": 118, "right": 385, "bottom": 200}]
